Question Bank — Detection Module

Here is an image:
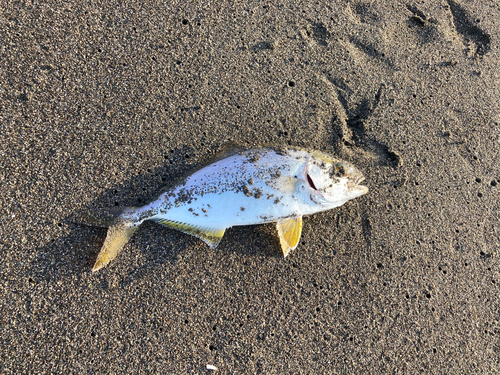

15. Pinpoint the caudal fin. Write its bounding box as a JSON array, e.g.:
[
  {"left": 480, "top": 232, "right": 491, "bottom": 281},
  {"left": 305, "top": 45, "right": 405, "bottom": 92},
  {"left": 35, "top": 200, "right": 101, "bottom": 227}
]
[
  {"left": 92, "top": 224, "right": 139, "bottom": 272},
  {"left": 71, "top": 206, "right": 141, "bottom": 271}
]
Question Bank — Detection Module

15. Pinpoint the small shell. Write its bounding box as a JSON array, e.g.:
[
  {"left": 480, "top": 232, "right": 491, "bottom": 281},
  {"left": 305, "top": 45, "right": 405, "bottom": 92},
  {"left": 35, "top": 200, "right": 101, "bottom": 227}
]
[{"left": 206, "top": 364, "right": 218, "bottom": 371}]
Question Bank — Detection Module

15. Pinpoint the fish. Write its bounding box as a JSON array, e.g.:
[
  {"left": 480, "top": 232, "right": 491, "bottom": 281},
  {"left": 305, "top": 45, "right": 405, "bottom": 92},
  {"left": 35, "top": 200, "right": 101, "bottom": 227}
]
[{"left": 90, "top": 147, "right": 368, "bottom": 271}]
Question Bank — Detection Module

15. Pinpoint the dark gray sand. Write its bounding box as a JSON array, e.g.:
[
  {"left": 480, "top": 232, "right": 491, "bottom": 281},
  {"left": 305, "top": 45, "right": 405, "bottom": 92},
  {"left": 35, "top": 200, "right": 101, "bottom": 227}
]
[{"left": 1, "top": 1, "right": 500, "bottom": 373}]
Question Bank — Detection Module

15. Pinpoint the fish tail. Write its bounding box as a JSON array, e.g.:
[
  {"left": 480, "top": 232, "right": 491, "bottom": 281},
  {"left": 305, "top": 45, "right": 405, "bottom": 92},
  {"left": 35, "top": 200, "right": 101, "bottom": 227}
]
[{"left": 91, "top": 207, "right": 140, "bottom": 272}]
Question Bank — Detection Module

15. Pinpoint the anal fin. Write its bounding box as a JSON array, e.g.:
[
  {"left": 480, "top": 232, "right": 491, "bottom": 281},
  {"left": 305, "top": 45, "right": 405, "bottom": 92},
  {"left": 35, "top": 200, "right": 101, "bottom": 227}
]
[
  {"left": 276, "top": 216, "right": 303, "bottom": 257},
  {"left": 153, "top": 218, "right": 226, "bottom": 249}
]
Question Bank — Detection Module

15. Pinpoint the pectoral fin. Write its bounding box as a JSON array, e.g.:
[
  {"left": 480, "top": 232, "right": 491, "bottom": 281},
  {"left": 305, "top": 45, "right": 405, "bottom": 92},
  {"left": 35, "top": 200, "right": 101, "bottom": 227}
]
[
  {"left": 269, "top": 176, "right": 303, "bottom": 195},
  {"left": 152, "top": 218, "right": 226, "bottom": 249},
  {"left": 276, "top": 216, "right": 303, "bottom": 257}
]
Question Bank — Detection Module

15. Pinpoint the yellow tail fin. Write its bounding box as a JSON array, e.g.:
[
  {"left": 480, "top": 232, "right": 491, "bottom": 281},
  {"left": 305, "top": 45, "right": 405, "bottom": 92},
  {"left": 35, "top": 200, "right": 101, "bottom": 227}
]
[{"left": 92, "top": 224, "right": 138, "bottom": 272}]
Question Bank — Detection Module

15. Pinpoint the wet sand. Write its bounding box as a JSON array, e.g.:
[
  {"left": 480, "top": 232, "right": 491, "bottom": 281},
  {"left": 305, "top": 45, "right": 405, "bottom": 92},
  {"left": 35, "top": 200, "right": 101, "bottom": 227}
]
[{"left": 1, "top": 1, "right": 500, "bottom": 373}]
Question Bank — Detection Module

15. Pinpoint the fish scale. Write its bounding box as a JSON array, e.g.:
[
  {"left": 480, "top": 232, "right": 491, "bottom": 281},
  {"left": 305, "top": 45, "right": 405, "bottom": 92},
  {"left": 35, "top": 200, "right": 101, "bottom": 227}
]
[
  {"left": 148, "top": 150, "right": 308, "bottom": 228},
  {"left": 91, "top": 147, "right": 368, "bottom": 271}
]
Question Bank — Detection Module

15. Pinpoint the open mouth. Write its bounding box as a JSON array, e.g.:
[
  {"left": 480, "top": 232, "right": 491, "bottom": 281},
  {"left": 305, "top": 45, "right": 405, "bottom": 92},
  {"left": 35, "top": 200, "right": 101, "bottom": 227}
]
[
  {"left": 347, "top": 175, "right": 368, "bottom": 193},
  {"left": 355, "top": 177, "right": 369, "bottom": 194}
]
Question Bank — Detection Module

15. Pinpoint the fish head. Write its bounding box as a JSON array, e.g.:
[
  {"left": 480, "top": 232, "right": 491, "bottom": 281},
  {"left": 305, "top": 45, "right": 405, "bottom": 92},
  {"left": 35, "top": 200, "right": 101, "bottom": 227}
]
[{"left": 304, "top": 155, "right": 368, "bottom": 205}]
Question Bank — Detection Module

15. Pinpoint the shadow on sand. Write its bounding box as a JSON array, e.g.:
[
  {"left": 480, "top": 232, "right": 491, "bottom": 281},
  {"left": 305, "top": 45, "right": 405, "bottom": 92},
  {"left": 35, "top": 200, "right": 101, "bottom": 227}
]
[{"left": 29, "top": 146, "right": 283, "bottom": 286}]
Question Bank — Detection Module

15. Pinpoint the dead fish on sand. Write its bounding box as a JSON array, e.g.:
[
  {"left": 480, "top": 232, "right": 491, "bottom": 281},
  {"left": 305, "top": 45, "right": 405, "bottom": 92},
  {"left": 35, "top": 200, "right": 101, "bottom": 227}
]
[{"left": 90, "top": 147, "right": 368, "bottom": 271}]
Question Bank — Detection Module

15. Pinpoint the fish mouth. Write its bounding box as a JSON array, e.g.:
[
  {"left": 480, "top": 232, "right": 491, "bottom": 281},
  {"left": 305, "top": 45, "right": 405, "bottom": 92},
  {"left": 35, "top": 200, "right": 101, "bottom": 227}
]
[
  {"left": 356, "top": 184, "right": 369, "bottom": 195},
  {"left": 354, "top": 177, "right": 368, "bottom": 195},
  {"left": 350, "top": 176, "right": 368, "bottom": 195}
]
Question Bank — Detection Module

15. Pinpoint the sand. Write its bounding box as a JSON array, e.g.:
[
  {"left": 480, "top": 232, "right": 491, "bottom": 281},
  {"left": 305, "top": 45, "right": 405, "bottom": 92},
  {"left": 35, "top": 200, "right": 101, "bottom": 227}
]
[{"left": 1, "top": 0, "right": 500, "bottom": 373}]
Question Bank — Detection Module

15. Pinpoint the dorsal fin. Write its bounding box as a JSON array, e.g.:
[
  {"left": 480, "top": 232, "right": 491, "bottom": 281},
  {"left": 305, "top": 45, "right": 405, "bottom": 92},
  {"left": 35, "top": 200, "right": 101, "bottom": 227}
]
[
  {"left": 152, "top": 218, "right": 226, "bottom": 249},
  {"left": 161, "top": 142, "right": 249, "bottom": 192},
  {"left": 205, "top": 140, "right": 249, "bottom": 164},
  {"left": 276, "top": 216, "right": 303, "bottom": 257}
]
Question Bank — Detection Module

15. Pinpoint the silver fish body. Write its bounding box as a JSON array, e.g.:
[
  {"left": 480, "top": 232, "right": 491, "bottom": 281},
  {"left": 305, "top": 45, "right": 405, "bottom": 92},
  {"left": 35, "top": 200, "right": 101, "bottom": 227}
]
[{"left": 92, "top": 147, "right": 368, "bottom": 271}]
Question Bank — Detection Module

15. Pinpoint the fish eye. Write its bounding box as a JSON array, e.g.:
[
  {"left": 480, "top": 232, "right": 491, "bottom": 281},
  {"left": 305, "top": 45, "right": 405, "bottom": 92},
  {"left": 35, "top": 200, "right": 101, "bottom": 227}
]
[{"left": 332, "top": 163, "right": 346, "bottom": 178}]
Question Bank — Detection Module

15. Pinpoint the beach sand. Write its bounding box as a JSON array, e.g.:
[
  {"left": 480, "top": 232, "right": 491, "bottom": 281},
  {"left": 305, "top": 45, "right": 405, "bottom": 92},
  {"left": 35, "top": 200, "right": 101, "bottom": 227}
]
[{"left": 1, "top": 1, "right": 499, "bottom": 373}]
